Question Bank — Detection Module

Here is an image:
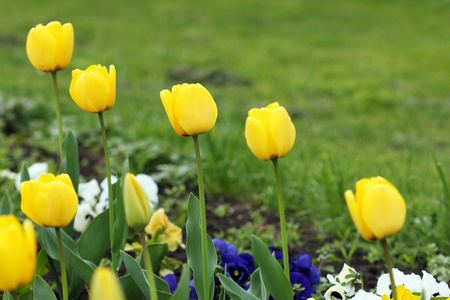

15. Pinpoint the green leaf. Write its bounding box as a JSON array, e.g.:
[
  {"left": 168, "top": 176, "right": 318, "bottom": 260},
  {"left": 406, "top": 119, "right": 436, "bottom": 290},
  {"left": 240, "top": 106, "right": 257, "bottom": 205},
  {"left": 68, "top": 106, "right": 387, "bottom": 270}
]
[
  {"left": 112, "top": 179, "right": 128, "bottom": 264},
  {"left": 77, "top": 209, "right": 110, "bottom": 264},
  {"left": 35, "top": 249, "right": 49, "bottom": 277},
  {"left": 171, "top": 264, "right": 191, "bottom": 300},
  {"left": 247, "top": 268, "right": 268, "bottom": 300},
  {"left": 0, "top": 193, "right": 12, "bottom": 215},
  {"left": 251, "top": 236, "right": 293, "bottom": 300},
  {"left": 34, "top": 274, "right": 57, "bottom": 300},
  {"left": 19, "top": 164, "right": 30, "bottom": 183},
  {"left": 138, "top": 243, "right": 169, "bottom": 272},
  {"left": 186, "top": 193, "right": 217, "bottom": 300},
  {"left": 218, "top": 274, "right": 260, "bottom": 300},
  {"left": 59, "top": 130, "right": 79, "bottom": 192},
  {"left": 121, "top": 157, "right": 130, "bottom": 190},
  {"left": 2, "top": 291, "right": 14, "bottom": 300},
  {"left": 119, "top": 274, "right": 144, "bottom": 300}
]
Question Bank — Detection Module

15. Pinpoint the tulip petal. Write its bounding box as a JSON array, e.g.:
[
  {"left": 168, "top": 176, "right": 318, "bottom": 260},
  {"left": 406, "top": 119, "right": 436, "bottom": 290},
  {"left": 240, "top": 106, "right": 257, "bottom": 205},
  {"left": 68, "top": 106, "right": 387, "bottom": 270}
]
[
  {"left": 345, "top": 190, "right": 376, "bottom": 240},
  {"left": 174, "top": 84, "right": 218, "bottom": 136},
  {"left": 245, "top": 117, "right": 271, "bottom": 161},
  {"left": 26, "top": 26, "right": 56, "bottom": 72},
  {"left": 107, "top": 65, "right": 116, "bottom": 110},
  {"left": 362, "top": 184, "right": 406, "bottom": 240},
  {"left": 73, "top": 72, "right": 111, "bottom": 113},
  {"left": 61, "top": 23, "right": 74, "bottom": 69},
  {"left": 20, "top": 180, "right": 46, "bottom": 227},
  {"left": 161, "top": 89, "right": 187, "bottom": 136},
  {"left": 269, "top": 106, "right": 295, "bottom": 158}
]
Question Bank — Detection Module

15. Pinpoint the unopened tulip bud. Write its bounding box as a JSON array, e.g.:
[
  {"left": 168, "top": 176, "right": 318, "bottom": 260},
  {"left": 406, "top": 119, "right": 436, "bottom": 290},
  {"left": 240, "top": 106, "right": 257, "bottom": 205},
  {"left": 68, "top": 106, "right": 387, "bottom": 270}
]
[{"left": 123, "top": 173, "right": 152, "bottom": 232}]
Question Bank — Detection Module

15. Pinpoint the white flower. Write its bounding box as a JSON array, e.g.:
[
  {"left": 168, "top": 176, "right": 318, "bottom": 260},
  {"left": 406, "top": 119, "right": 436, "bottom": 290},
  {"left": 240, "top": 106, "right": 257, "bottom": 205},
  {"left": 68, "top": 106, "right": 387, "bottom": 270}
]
[
  {"left": 15, "top": 162, "right": 48, "bottom": 190},
  {"left": 78, "top": 179, "right": 101, "bottom": 207},
  {"left": 325, "top": 284, "right": 348, "bottom": 300},
  {"left": 350, "top": 290, "right": 382, "bottom": 300},
  {"left": 95, "top": 196, "right": 110, "bottom": 214},
  {"left": 135, "top": 173, "right": 159, "bottom": 209},
  {"left": 0, "top": 169, "right": 16, "bottom": 180},
  {"left": 422, "top": 270, "right": 450, "bottom": 300},
  {"left": 327, "top": 264, "right": 359, "bottom": 296},
  {"left": 99, "top": 176, "right": 118, "bottom": 204},
  {"left": 74, "top": 202, "right": 97, "bottom": 232}
]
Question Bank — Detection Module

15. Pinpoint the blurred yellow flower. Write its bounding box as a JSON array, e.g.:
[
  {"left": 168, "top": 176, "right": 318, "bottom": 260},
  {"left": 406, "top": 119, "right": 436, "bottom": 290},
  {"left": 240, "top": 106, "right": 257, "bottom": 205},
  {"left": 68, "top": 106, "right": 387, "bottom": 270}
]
[
  {"left": 123, "top": 173, "right": 152, "bottom": 232},
  {"left": 245, "top": 102, "right": 296, "bottom": 161},
  {"left": 90, "top": 267, "right": 125, "bottom": 300},
  {"left": 26, "top": 21, "right": 74, "bottom": 72},
  {"left": 160, "top": 83, "right": 218, "bottom": 136},
  {"left": 21, "top": 173, "right": 78, "bottom": 227},
  {"left": 145, "top": 208, "right": 182, "bottom": 251},
  {"left": 382, "top": 285, "right": 420, "bottom": 300},
  {"left": 345, "top": 176, "right": 406, "bottom": 241},
  {"left": 70, "top": 64, "right": 116, "bottom": 113},
  {"left": 0, "top": 215, "right": 36, "bottom": 292}
]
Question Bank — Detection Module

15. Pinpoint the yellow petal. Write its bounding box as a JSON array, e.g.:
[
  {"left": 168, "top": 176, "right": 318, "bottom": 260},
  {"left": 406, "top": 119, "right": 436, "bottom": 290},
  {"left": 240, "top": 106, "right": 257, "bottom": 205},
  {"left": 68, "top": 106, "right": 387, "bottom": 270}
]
[
  {"left": 245, "top": 116, "right": 270, "bottom": 161},
  {"left": 90, "top": 267, "right": 125, "bottom": 300},
  {"left": 345, "top": 189, "right": 376, "bottom": 240},
  {"left": 107, "top": 65, "right": 116, "bottom": 110},
  {"left": 73, "top": 72, "right": 111, "bottom": 113},
  {"left": 249, "top": 107, "right": 277, "bottom": 158},
  {"left": 60, "top": 23, "right": 74, "bottom": 69},
  {"left": 160, "top": 89, "right": 187, "bottom": 136},
  {"left": 20, "top": 179, "right": 46, "bottom": 227},
  {"left": 26, "top": 25, "right": 56, "bottom": 72},
  {"left": 37, "top": 182, "right": 78, "bottom": 227},
  {"left": 145, "top": 208, "right": 169, "bottom": 235},
  {"left": 269, "top": 106, "right": 295, "bottom": 158}
]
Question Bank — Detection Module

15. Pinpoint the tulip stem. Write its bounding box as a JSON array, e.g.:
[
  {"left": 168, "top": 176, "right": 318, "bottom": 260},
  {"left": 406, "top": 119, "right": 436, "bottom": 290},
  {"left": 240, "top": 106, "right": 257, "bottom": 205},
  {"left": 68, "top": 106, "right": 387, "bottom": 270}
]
[
  {"left": 192, "top": 135, "right": 210, "bottom": 300},
  {"left": 98, "top": 112, "right": 117, "bottom": 273},
  {"left": 272, "top": 159, "right": 290, "bottom": 282},
  {"left": 381, "top": 239, "right": 398, "bottom": 300},
  {"left": 139, "top": 232, "right": 159, "bottom": 300},
  {"left": 51, "top": 71, "right": 64, "bottom": 161},
  {"left": 55, "top": 227, "right": 68, "bottom": 300}
]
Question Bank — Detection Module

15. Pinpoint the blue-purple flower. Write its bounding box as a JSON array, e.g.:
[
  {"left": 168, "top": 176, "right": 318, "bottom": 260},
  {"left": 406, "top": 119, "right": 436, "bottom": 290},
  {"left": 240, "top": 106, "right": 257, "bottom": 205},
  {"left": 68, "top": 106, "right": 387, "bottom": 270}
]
[
  {"left": 162, "top": 273, "right": 177, "bottom": 294},
  {"left": 292, "top": 253, "right": 320, "bottom": 286},
  {"left": 222, "top": 253, "right": 254, "bottom": 285},
  {"left": 213, "top": 238, "right": 237, "bottom": 255}
]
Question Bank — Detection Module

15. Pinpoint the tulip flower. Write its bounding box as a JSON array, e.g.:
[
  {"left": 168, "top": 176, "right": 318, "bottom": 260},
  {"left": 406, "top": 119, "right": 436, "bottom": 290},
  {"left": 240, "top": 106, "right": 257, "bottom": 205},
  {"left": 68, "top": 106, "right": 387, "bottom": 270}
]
[
  {"left": 344, "top": 176, "right": 406, "bottom": 241},
  {"left": 160, "top": 83, "right": 218, "bottom": 136},
  {"left": 90, "top": 267, "right": 125, "bottom": 300},
  {"left": 20, "top": 173, "right": 79, "bottom": 228},
  {"left": 145, "top": 208, "right": 182, "bottom": 251},
  {"left": 245, "top": 101, "right": 296, "bottom": 161},
  {"left": 0, "top": 215, "right": 36, "bottom": 292},
  {"left": 123, "top": 173, "right": 152, "bottom": 232},
  {"left": 26, "top": 21, "right": 74, "bottom": 72},
  {"left": 70, "top": 64, "right": 116, "bottom": 113}
]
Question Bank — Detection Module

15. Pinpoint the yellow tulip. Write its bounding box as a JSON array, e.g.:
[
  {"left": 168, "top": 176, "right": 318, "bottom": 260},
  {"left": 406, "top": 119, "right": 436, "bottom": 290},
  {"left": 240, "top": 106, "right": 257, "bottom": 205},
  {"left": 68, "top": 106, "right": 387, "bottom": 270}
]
[
  {"left": 123, "top": 173, "right": 152, "bottom": 232},
  {"left": 20, "top": 173, "right": 79, "bottom": 227},
  {"left": 90, "top": 267, "right": 125, "bottom": 300},
  {"left": 70, "top": 64, "right": 116, "bottom": 113},
  {"left": 245, "top": 102, "right": 296, "bottom": 161},
  {"left": 0, "top": 215, "right": 36, "bottom": 292},
  {"left": 160, "top": 83, "right": 218, "bottom": 136},
  {"left": 26, "top": 21, "right": 74, "bottom": 72},
  {"left": 145, "top": 208, "right": 183, "bottom": 251},
  {"left": 345, "top": 176, "right": 406, "bottom": 241},
  {"left": 382, "top": 285, "right": 420, "bottom": 300}
]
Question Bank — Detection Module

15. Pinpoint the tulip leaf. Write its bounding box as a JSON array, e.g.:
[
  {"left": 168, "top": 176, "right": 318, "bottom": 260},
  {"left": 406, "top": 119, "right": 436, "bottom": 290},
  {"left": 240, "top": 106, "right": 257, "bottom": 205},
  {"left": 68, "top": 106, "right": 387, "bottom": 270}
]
[
  {"left": 138, "top": 243, "right": 169, "bottom": 272},
  {"left": 186, "top": 193, "right": 217, "bottom": 300},
  {"left": 35, "top": 249, "right": 49, "bottom": 278},
  {"left": 0, "top": 193, "right": 12, "bottom": 215},
  {"left": 77, "top": 208, "right": 110, "bottom": 264},
  {"left": 2, "top": 291, "right": 14, "bottom": 300},
  {"left": 112, "top": 179, "right": 128, "bottom": 266},
  {"left": 171, "top": 264, "right": 191, "bottom": 300},
  {"left": 248, "top": 268, "right": 268, "bottom": 300},
  {"left": 218, "top": 273, "right": 260, "bottom": 300},
  {"left": 34, "top": 274, "right": 57, "bottom": 300},
  {"left": 120, "top": 250, "right": 172, "bottom": 299},
  {"left": 59, "top": 130, "right": 79, "bottom": 193},
  {"left": 251, "top": 236, "right": 293, "bottom": 300},
  {"left": 119, "top": 274, "right": 144, "bottom": 300}
]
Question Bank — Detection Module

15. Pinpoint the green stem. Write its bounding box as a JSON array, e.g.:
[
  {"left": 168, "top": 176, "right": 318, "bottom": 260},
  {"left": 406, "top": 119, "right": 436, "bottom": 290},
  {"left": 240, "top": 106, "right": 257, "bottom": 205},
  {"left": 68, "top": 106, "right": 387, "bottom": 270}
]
[
  {"left": 98, "top": 112, "right": 117, "bottom": 272},
  {"left": 139, "top": 232, "right": 159, "bottom": 300},
  {"left": 47, "top": 255, "right": 63, "bottom": 297},
  {"left": 272, "top": 159, "right": 290, "bottom": 282},
  {"left": 192, "top": 135, "right": 210, "bottom": 300},
  {"left": 51, "top": 71, "right": 64, "bottom": 161},
  {"left": 381, "top": 239, "right": 398, "bottom": 300},
  {"left": 55, "top": 228, "right": 68, "bottom": 300}
]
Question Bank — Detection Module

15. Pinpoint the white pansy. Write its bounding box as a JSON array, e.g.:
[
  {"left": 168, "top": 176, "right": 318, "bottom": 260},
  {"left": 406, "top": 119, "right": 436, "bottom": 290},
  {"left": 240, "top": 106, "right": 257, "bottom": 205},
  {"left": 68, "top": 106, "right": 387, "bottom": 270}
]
[
  {"left": 95, "top": 197, "right": 110, "bottom": 214},
  {"left": 350, "top": 290, "right": 382, "bottom": 300},
  {"left": 422, "top": 270, "right": 450, "bottom": 300},
  {"left": 135, "top": 173, "right": 159, "bottom": 209},
  {"left": 15, "top": 162, "right": 48, "bottom": 190},
  {"left": 99, "top": 175, "right": 118, "bottom": 203},
  {"left": 325, "top": 284, "right": 347, "bottom": 300},
  {"left": 327, "top": 264, "right": 359, "bottom": 296},
  {"left": 78, "top": 179, "right": 101, "bottom": 207},
  {"left": 74, "top": 202, "right": 97, "bottom": 232}
]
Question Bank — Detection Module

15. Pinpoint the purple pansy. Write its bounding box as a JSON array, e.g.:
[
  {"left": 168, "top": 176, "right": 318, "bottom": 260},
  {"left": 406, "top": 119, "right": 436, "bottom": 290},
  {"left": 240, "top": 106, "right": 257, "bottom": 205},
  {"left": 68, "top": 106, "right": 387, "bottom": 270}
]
[
  {"left": 212, "top": 238, "right": 238, "bottom": 255},
  {"left": 268, "top": 272, "right": 316, "bottom": 300},
  {"left": 221, "top": 253, "right": 255, "bottom": 285},
  {"left": 292, "top": 253, "right": 320, "bottom": 286},
  {"left": 162, "top": 273, "right": 177, "bottom": 294}
]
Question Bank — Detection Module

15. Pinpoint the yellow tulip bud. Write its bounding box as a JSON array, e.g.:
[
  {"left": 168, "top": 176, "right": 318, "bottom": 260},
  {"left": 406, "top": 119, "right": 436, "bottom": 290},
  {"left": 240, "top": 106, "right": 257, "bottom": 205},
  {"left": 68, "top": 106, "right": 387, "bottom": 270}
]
[
  {"left": 123, "top": 173, "right": 152, "bottom": 232},
  {"left": 26, "top": 21, "right": 74, "bottom": 72},
  {"left": 160, "top": 83, "right": 218, "bottom": 136},
  {"left": 382, "top": 285, "right": 420, "bottom": 300},
  {"left": 20, "top": 173, "right": 79, "bottom": 227},
  {"left": 70, "top": 64, "right": 116, "bottom": 113},
  {"left": 345, "top": 176, "right": 406, "bottom": 241},
  {"left": 0, "top": 215, "right": 37, "bottom": 292},
  {"left": 90, "top": 267, "right": 125, "bottom": 300},
  {"left": 245, "top": 102, "right": 296, "bottom": 161},
  {"left": 145, "top": 208, "right": 183, "bottom": 251}
]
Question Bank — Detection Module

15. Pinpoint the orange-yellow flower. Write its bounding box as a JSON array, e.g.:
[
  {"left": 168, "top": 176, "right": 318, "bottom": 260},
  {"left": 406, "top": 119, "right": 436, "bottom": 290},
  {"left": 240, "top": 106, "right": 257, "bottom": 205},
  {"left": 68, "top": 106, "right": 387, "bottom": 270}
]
[
  {"left": 160, "top": 83, "right": 218, "bottom": 136},
  {"left": 26, "top": 21, "right": 74, "bottom": 72},
  {"left": 345, "top": 176, "right": 406, "bottom": 241},
  {"left": 0, "top": 215, "right": 37, "bottom": 292},
  {"left": 145, "top": 208, "right": 182, "bottom": 251},
  {"left": 245, "top": 102, "right": 296, "bottom": 161},
  {"left": 21, "top": 173, "right": 79, "bottom": 227},
  {"left": 70, "top": 64, "right": 116, "bottom": 113}
]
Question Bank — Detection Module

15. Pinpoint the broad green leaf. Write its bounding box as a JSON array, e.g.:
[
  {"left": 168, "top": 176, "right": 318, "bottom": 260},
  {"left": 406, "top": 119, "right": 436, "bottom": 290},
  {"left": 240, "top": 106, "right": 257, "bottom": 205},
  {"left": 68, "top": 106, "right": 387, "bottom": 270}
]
[
  {"left": 59, "top": 130, "right": 79, "bottom": 192},
  {"left": 2, "top": 291, "right": 14, "bottom": 300},
  {"left": 35, "top": 249, "right": 49, "bottom": 277},
  {"left": 138, "top": 243, "right": 169, "bottom": 272},
  {"left": 0, "top": 193, "right": 12, "bottom": 215},
  {"left": 218, "top": 274, "right": 260, "bottom": 300},
  {"left": 186, "top": 193, "right": 217, "bottom": 300},
  {"left": 251, "top": 236, "right": 293, "bottom": 300},
  {"left": 77, "top": 209, "right": 110, "bottom": 264},
  {"left": 119, "top": 274, "right": 144, "bottom": 300},
  {"left": 34, "top": 274, "right": 57, "bottom": 300},
  {"left": 171, "top": 264, "right": 191, "bottom": 300},
  {"left": 248, "top": 268, "right": 268, "bottom": 300}
]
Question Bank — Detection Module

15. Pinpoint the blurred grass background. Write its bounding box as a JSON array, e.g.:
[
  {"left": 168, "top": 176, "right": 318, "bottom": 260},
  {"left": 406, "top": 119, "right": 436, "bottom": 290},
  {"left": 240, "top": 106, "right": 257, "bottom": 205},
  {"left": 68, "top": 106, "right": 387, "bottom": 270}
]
[{"left": 1, "top": 0, "right": 449, "bottom": 268}]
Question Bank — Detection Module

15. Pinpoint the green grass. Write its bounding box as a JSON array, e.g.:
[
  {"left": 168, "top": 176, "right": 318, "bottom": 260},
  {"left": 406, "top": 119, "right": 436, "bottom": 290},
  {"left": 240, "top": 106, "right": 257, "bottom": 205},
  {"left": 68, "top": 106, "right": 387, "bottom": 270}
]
[{"left": 1, "top": 0, "right": 449, "bottom": 268}]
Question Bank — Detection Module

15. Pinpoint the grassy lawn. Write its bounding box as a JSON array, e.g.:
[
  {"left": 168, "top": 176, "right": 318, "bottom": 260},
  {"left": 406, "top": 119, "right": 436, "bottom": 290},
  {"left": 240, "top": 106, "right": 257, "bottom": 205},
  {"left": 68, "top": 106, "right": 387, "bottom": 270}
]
[{"left": 1, "top": 0, "right": 449, "bottom": 270}]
